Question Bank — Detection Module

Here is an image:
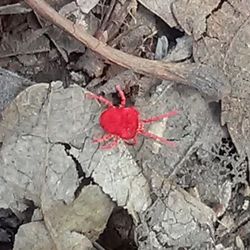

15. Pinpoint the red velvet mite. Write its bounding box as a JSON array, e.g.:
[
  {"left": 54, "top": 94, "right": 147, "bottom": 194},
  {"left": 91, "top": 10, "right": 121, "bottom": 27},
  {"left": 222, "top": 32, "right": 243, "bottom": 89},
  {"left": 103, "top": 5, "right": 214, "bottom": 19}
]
[{"left": 87, "top": 85, "right": 177, "bottom": 149}]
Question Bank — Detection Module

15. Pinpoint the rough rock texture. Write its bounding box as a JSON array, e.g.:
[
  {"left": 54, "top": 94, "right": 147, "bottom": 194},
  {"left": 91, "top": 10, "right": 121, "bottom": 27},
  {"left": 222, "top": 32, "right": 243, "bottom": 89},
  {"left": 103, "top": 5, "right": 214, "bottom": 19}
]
[
  {"left": 136, "top": 178, "right": 216, "bottom": 249},
  {"left": 172, "top": 0, "right": 250, "bottom": 159},
  {"left": 0, "top": 81, "right": 151, "bottom": 248},
  {"left": 13, "top": 222, "right": 55, "bottom": 250},
  {"left": 0, "top": 81, "right": 219, "bottom": 249},
  {"left": 133, "top": 81, "right": 226, "bottom": 177},
  {"left": 43, "top": 185, "right": 114, "bottom": 242},
  {"left": 138, "top": 0, "right": 177, "bottom": 27},
  {"left": 0, "top": 82, "right": 116, "bottom": 249}
]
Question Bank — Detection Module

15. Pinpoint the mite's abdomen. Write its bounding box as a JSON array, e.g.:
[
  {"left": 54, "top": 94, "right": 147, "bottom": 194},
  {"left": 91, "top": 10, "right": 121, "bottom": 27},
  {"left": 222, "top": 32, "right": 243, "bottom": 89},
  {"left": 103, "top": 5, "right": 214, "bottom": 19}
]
[{"left": 100, "top": 107, "right": 139, "bottom": 139}]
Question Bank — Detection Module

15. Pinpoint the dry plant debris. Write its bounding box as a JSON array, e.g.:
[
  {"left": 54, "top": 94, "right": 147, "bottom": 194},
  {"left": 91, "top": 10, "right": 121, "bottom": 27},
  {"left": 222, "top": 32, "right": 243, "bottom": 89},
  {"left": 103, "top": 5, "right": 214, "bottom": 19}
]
[{"left": 0, "top": 0, "right": 249, "bottom": 249}]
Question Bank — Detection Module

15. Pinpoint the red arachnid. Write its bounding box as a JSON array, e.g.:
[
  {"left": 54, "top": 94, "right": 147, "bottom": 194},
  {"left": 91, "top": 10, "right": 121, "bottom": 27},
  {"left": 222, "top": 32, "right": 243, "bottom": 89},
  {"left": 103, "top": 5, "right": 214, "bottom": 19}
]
[{"left": 87, "top": 85, "right": 177, "bottom": 149}]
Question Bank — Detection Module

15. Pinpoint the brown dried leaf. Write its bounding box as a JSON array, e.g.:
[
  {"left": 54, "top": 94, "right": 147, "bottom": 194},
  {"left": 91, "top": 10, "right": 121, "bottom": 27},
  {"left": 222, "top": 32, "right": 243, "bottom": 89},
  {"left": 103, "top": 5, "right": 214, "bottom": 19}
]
[
  {"left": 0, "top": 29, "right": 50, "bottom": 58},
  {"left": 76, "top": 0, "right": 100, "bottom": 14}
]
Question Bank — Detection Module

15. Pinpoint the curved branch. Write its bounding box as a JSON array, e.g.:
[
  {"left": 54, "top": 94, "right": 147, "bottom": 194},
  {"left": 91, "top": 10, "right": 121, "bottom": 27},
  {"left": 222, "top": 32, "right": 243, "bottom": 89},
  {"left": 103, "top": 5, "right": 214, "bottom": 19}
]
[
  {"left": 24, "top": 0, "right": 186, "bottom": 84},
  {"left": 24, "top": 0, "right": 229, "bottom": 101}
]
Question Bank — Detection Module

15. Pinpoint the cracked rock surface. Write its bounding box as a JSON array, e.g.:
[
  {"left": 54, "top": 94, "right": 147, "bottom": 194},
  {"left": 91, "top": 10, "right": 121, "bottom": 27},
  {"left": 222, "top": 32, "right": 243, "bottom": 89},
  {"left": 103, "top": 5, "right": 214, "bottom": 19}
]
[
  {"left": 172, "top": 0, "right": 250, "bottom": 160},
  {"left": 0, "top": 81, "right": 152, "bottom": 249},
  {"left": 0, "top": 81, "right": 218, "bottom": 249},
  {"left": 136, "top": 179, "right": 215, "bottom": 249}
]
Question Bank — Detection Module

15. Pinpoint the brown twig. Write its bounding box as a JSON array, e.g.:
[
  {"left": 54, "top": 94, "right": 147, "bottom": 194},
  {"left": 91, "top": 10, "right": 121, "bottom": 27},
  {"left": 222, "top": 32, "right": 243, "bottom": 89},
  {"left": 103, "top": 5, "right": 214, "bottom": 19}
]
[
  {"left": 24, "top": 0, "right": 187, "bottom": 84},
  {"left": 23, "top": 0, "right": 230, "bottom": 101}
]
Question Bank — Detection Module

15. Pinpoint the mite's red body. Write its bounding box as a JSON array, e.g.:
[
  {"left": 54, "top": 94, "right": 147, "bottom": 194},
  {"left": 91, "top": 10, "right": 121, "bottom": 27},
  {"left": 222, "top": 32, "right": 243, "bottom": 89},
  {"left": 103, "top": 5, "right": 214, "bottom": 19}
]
[
  {"left": 87, "top": 85, "right": 177, "bottom": 149},
  {"left": 100, "top": 107, "right": 139, "bottom": 140}
]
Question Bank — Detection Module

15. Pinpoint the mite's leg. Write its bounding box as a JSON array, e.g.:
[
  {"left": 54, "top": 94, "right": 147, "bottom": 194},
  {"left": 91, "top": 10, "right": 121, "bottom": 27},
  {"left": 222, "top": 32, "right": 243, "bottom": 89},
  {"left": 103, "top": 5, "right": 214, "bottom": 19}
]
[
  {"left": 124, "top": 137, "right": 137, "bottom": 145},
  {"left": 140, "top": 130, "right": 176, "bottom": 146},
  {"left": 93, "top": 133, "right": 114, "bottom": 143},
  {"left": 142, "top": 110, "right": 178, "bottom": 123},
  {"left": 101, "top": 136, "right": 119, "bottom": 149},
  {"left": 115, "top": 85, "right": 126, "bottom": 107},
  {"left": 86, "top": 92, "right": 113, "bottom": 107}
]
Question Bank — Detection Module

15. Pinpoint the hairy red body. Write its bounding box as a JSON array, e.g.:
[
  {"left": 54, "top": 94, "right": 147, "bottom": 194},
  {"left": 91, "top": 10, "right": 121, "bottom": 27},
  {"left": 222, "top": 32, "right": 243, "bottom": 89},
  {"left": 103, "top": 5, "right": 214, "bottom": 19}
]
[
  {"left": 87, "top": 85, "right": 177, "bottom": 149},
  {"left": 100, "top": 107, "right": 139, "bottom": 140}
]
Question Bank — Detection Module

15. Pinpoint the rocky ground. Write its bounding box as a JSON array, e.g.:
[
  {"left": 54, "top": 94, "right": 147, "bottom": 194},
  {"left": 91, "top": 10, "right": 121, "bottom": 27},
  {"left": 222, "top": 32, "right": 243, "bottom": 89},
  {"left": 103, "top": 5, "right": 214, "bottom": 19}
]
[{"left": 0, "top": 0, "right": 249, "bottom": 249}]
